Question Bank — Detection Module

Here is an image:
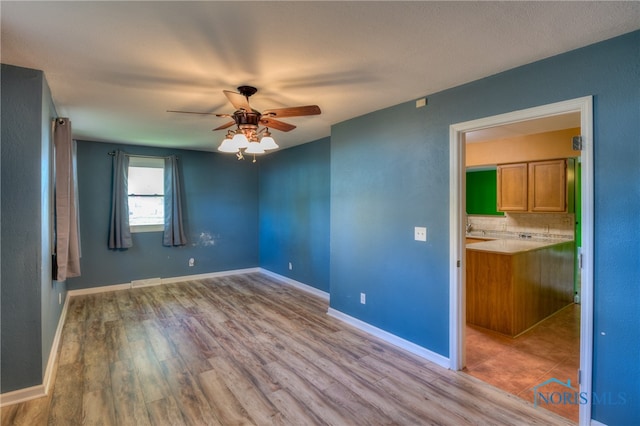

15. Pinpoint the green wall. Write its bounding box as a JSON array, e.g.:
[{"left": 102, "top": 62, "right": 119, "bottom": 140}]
[{"left": 466, "top": 169, "right": 504, "bottom": 216}]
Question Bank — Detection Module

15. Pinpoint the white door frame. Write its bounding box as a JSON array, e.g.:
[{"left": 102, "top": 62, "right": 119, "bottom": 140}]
[{"left": 448, "top": 96, "right": 594, "bottom": 425}]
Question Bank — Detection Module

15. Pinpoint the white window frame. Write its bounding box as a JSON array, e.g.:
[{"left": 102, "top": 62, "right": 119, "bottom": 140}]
[{"left": 128, "top": 156, "right": 165, "bottom": 233}]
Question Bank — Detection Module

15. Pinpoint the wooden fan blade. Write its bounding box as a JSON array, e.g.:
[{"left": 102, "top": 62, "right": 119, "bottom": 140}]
[
  {"left": 167, "top": 110, "right": 219, "bottom": 116},
  {"left": 259, "top": 117, "right": 296, "bottom": 132},
  {"left": 213, "top": 121, "right": 236, "bottom": 131},
  {"left": 262, "top": 105, "right": 321, "bottom": 118},
  {"left": 223, "top": 90, "right": 252, "bottom": 111}
]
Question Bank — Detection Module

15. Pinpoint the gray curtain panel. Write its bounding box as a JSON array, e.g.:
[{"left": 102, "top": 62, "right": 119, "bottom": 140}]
[
  {"left": 108, "top": 150, "right": 132, "bottom": 249},
  {"left": 53, "top": 118, "right": 81, "bottom": 280},
  {"left": 163, "top": 155, "right": 187, "bottom": 246}
]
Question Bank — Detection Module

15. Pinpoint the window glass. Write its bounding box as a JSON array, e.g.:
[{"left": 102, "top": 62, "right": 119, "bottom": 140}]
[{"left": 128, "top": 157, "right": 164, "bottom": 230}]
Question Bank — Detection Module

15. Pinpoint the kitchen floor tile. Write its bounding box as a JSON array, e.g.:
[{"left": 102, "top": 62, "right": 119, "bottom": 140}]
[{"left": 464, "top": 304, "right": 580, "bottom": 423}]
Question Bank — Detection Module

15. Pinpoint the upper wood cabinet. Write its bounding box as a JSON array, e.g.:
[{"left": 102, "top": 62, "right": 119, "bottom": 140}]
[
  {"left": 528, "top": 159, "right": 567, "bottom": 212},
  {"left": 497, "top": 159, "right": 568, "bottom": 213},
  {"left": 497, "top": 163, "right": 528, "bottom": 211}
]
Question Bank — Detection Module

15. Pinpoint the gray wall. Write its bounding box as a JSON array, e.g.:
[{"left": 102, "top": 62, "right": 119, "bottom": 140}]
[{"left": 1, "top": 63, "right": 66, "bottom": 393}]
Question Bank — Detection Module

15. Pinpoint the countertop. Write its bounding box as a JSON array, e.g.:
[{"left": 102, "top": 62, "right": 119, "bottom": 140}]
[{"left": 466, "top": 238, "right": 573, "bottom": 254}]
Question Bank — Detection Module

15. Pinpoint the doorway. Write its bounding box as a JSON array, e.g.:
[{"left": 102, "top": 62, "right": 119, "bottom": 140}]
[{"left": 448, "top": 97, "right": 593, "bottom": 425}]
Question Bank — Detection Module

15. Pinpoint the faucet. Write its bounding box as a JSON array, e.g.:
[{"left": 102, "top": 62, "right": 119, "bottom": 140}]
[{"left": 466, "top": 222, "right": 472, "bottom": 233}]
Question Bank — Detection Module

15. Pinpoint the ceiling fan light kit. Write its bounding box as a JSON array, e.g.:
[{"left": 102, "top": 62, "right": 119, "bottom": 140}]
[
  {"left": 218, "top": 136, "right": 240, "bottom": 153},
  {"left": 231, "top": 132, "right": 249, "bottom": 149},
  {"left": 245, "top": 141, "right": 266, "bottom": 155},
  {"left": 169, "top": 85, "right": 320, "bottom": 162},
  {"left": 259, "top": 130, "right": 278, "bottom": 150}
]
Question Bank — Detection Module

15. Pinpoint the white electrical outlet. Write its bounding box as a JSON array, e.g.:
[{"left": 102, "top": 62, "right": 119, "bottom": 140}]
[
  {"left": 414, "top": 226, "right": 427, "bottom": 242},
  {"left": 188, "top": 258, "right": 195, "bottom": 267},
  {"left": 360, "top": 293, "right": 366, "bottom": 304},
  {"left": 288, "top": 262, "right": 293, "bottom": 270},
  {"left": 58, "top": 293, "right": 62, "bottom": 305}
]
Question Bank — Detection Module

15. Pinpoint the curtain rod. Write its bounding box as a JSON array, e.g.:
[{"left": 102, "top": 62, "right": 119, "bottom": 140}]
[
  {"left": 52, "top": 118, "right": 68, "bottom": 134},
  {"left": 108, "top": 151, "right": 177, "bottom": 160}
]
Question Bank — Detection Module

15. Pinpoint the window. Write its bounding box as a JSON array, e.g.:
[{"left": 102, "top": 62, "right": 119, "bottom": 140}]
[{"left": 128, "top": 156, "right": 164, "bottom": 232}]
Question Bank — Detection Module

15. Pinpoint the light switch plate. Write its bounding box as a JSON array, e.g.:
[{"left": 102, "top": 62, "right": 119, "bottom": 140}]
[{"left": 414, "top": 226, "right": 427, "bottom": 242}]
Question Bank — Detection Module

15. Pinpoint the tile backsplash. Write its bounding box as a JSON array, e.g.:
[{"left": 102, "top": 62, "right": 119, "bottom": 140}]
[{"left": 467, "top": 213, "right": 575, "bottom": 240}]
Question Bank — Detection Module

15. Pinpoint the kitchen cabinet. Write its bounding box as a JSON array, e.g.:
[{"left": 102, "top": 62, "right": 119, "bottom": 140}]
[
  {"left": 497, "top": 159, "right": 568, "bottom": 212},
  {"left": 466, "top": 240, "right": 574, "bottom": 336},
  {"left": 528, "top": 159, "right": 567, "bottom": 212},
  {"left": 496, "top": 163, "right": 528, "bottom": 211}
]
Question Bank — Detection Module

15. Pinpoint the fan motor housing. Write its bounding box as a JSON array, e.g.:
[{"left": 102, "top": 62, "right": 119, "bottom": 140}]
[{"left": 234, "top": 110, "right": 261, "bottom": 127}]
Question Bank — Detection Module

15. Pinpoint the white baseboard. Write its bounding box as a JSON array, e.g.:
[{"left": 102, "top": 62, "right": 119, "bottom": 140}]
[
  {"left": 67, "top": 267, "right": 262, "bottom": 297},
  {"left": 327, "top": 307, "right": 450, "bottom": 369},
  {"left": 0, "top": 384, "right": 46, "bottom": 407},
  {"left": 42, "top": 291, "right": 70, "bottom": 395},
  {"left": 258, "top": 268, "right": 330, "bottom": 300},
  {"left": 259, "top": 271, "right": 450, "bottom": 372},
  {"left": 591, "top": 420, "right": 607, "bottom": 426},
  {"left": 258, "top": 274, "right": 451, "bottom": 371},
  {"left": 161, "top": 268, "right": 261, "bottom": 285},
  {"left": 131, "top": 277, "right": 162, "bottom": 288},
  {"left": 0, "top": 291, "right": 71, "bottom": 407},
  {"left": 67, "top": 282, "right": 131, "bottom": 296}
]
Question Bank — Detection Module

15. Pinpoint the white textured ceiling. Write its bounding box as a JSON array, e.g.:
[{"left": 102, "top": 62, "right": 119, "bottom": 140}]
[{"left": 2, "top": 1, "right": 639, "bottom": 152}]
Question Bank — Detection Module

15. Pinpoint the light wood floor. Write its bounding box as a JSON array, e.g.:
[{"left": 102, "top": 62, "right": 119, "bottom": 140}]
[{"left": 2, "top": 273, "right": 573, "bottom": 425}]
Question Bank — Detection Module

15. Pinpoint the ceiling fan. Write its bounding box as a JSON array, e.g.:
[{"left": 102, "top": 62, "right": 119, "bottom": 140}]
[{"left": 168, "top": 85, "right": 321, "bottom": 161}]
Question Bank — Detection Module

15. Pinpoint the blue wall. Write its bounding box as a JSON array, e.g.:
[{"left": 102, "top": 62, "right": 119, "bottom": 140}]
[
  {"left": 1, "top": 64, "right": 66, "bottom": 393},
  {"left": 3, "top": 31, "right": 638, "bottom": 423},
  {"left": 67, "top": 141, "right": 259, "bottom": 289},
  {"left": 331, "top": 100, "right": 451, "bottom": 355},
  {"left": 330, "top": 31, "right": 639, "bottom": 424},
  {"left": 259, "top": 138, "right": 330, "bottom": 292}
]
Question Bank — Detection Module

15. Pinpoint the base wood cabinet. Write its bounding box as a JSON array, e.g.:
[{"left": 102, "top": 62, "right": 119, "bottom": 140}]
[{"left": 466, "top": 241, "right": 574, "bottom": 337}]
